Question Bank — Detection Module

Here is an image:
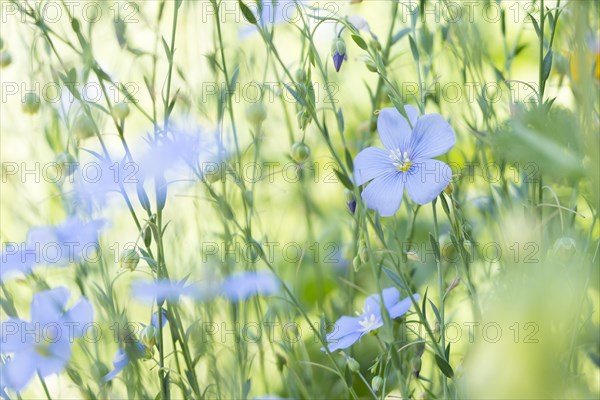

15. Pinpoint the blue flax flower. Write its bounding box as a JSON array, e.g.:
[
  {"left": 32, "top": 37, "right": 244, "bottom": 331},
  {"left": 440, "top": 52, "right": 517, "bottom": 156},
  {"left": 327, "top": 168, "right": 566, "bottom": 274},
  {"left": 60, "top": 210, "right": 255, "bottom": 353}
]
[
  {"left": 0, "top": 287, "right": 93, "bottom": 392},
  {"left": 0, "top": 217, "right": 104, "bottom": 282},
  {"left": 220, "top": 271, "right": 280, "bottom": 302},
  {"left": 131, "top": 279, "right": 213, "bottom": 303},
  {"left": 26, "top": 217, "right": 105, "bottom": 265},
  {"left": 104, "top": 311, "right": 167, "bottom": 382},
  {"left": 323, "top": 287, "right": 418, "bottom": 352},
  {"left": 353, "top": 106, "right": 456, "bottom": 216}
]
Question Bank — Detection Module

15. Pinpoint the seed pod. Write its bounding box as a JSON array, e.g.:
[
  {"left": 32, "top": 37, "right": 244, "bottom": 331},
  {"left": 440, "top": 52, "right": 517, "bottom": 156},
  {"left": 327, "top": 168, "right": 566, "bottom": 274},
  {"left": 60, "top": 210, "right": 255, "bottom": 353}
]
[
  {"left": 291, "top": 142, "right": 311, "bottom": 163},
  {"left": 0, "top": 51, "right": 11, "bottom": 68},
  {"left": 246, "top": 102, "right": 267, "bottom": 127},
  {"left": 111, "top": 102, "right": 130, "bottom": 119},
  {"left": 73, "top": 113, "right": 96, "bottom": 140}
]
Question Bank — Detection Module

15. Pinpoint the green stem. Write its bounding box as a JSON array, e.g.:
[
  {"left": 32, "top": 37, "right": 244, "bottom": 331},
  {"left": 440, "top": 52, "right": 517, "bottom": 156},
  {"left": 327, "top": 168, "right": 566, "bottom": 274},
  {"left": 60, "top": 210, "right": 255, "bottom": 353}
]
[{"left": 431, "top": 201, "right": 448, "bottom": 398}]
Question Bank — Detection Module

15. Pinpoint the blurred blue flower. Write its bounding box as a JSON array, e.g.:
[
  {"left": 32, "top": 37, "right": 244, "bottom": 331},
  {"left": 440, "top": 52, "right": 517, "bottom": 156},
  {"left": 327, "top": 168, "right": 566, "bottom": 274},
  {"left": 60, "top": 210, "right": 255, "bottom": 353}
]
[
  {"left": 0, "top": 287, "right": 93, "bottom": 392},
  {"left": 73, "top": 157, "right": 136, "bottom": 210},
  {"left": 240, "top": 0, "right": 305, "bottom": 38},
  {"left": 104, "top": 311, "right": 168, "bottom": 382},
  {"left": 150, "top": 309, "right": 169, "bottom": 330},
  {"left": 26, "top": 217, "right": 105, "bottom": 266},
  {"left": 0, "top": 217, "right": 104, "bottom": 283},
  {"left": 353, "top": 106, "right": 455, "bottom": 216},
  {"left": 131, "top": 279, "right": 212, "bottom": 303},
  {"left": 220, "top": 271, "right": 280, "bottom": 302},
  {"left": 0, "top": 245, "right": 37, "bottom": 282},
  {"left": 103, "top": 342, "right": 146, "bottom": 382},
  {"left": 259, "top": 0, "right": 304, "bottom": 25},
  {"left": 323, "top": 287, "right": 418, "bottom": 352}
]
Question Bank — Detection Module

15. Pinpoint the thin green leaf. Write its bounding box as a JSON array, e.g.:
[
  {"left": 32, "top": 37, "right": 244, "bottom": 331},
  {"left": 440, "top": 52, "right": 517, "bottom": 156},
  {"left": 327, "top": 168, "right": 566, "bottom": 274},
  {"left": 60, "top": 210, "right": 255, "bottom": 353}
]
[{"left": 434, "top": 354, "right": 454, "bottom": 378}]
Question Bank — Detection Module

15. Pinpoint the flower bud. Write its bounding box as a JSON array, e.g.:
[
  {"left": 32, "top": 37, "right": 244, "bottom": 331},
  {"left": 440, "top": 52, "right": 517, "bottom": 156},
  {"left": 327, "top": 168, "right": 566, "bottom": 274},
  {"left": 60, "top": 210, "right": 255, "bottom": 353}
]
[
  {"left": 359, "top": 244, "right": 369, "bottom": 264},
  {"left": 365, "top": 60, "right": 378, "bottom": 73},
  {"left": 276, "top": 353, "right": 286, "bottom": 372},
  {"left": 371, "top": 40, "right": 382, "bottom": 52},
  {"left": 120, "top": 248, "right": 140, "bottom": 271},
  {"left": 295, "top": 68, "right": 307, "bottom": 83},
  {"left": 410, "top": 356, "right": 422, "bottom": 378},
  {"left": 445, "top": 277, "right": 460, "bottom": 297},
  {"left": 332, "top": 37, "right": 346, "bottom": 56},
  {"left": 553, "top": 237, "right": 576, "bottom": 256},
  {"left": 140, "top": 325, "right": 158, "bottom": 348},
  {"left": 22, "top": 92, "right": 41, "bottom": 114},
  {"left": 332, "top": 37, "right": 347, "bottom": 72},
  {"left": 352, "top": 255, "right": 361, "bottom": 271},
  {"left": 405, "top": 250, "right": 421, "bottom": 262},
  {"left": 111, "top": 102, "right": 130, "bottom": 119},
  {"left": 143, "top": 345, "right": 155, "bottom": 360},
  {"left": 291, "top": 142, "right": 311, "bottom": 163},
  {"left": 155, "top": 174, "right": 167, "bottom": 211},
  {"left": 0, "top": 50, "right": 11, "bottom": 68},
  {"left": 371, "top": 376, "right": 384, "bottom": 392},
  {"left": 345, "top": 189, "right": 357, "bottom": 214},
  {"left": 246, "top": 102, "right": 267, "bottom": 127},
  {"left": 298, "top": 111, "right": 311, "bottom": 130},
  {"left": 55, "top": 152, "right": 77, "bottom": 177},
  {"left": 73, "top": 113, "right": 96, "bottom": 140},
  {"left": 203, "top": 162, "right": 222, "bottom": 184},
  {"left": 346, "top": 357, "right": 360, "bottom": 373}
]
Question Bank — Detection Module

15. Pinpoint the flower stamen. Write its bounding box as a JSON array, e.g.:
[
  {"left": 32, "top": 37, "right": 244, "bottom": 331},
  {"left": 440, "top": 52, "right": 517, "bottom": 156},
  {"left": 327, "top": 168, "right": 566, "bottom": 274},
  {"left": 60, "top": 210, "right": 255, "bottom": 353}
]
[{"left": 389, "top": 149, "right": 413, "bottom": 172}]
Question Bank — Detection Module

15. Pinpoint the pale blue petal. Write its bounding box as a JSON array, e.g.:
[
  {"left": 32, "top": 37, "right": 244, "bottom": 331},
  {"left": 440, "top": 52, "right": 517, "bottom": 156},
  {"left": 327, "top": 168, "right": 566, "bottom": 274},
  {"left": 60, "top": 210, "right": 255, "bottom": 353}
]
[
  {"left": 388, "top": 294, "right": 420, "bottom": 319},
  {"left": 409, "top": 114, "right": 455, "bottom": 160},
  {"left": 377, "top": 106, "right": 419, "bottom": 151},
  {"left": 353, "top": 147, "right": 395, "bottom": 186},
  {"left": 405, "top": 160, "right": 452, "bottom": 205},
  {"left": 0, "top": 319, "right": 31, "bottom": 352},
  {"left": 361, "top": 172, "right": 405, "bottom": 217},
  {"left": 132, "top": 280, "right": 187, "bottom": 303},
  {"left": 326, "top": 316, "right": 361, "bottom": 341},
  {"left": 4, "top": 350, "right": 37, "bottom": 392},
  {"left": 364, "top": 287, "right": 400, "bottom": 315},
  {"left": 151, "top": 309, "right": 169, "bottom": 330},
  {"left": 38, "top": 339, "right": 70, "bottom": 377},
  {"left": 31, "top": 287, "right": 70, "bottom": 325},
  {"left": 221, "top": 271, "right": 280, "bottom": 302},
  {"left": 63, "top": 298, "right": 94, "bottom": 337},
  {"left": 0, "top": 248, "right": 36, "bottom": 282},
  {"left": 103, "top": 348, "right": 129, "bottom": 381},
  {"left": 325, "top": 331, "right": 363, "bottom": 352},
  {"left": 103, "top": 342, "right": 146, "bottom": 381}
]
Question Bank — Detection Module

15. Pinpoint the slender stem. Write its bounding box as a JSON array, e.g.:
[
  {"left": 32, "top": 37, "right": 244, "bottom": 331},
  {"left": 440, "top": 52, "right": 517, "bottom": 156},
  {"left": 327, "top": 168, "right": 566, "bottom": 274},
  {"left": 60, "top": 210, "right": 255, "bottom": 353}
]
[
  {"left": 38, "top": 373, "right": 52, "bottom": 400},
  {"left": 432, "top": 200, "right": 448, "bottom": 398}
]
